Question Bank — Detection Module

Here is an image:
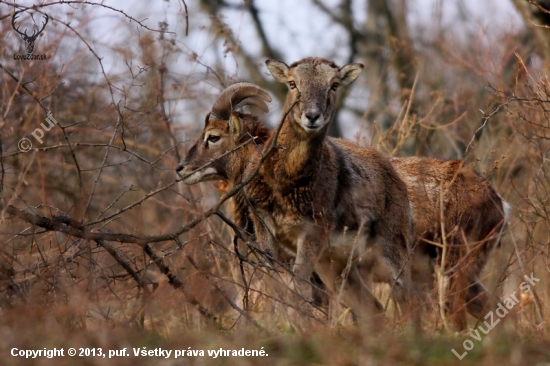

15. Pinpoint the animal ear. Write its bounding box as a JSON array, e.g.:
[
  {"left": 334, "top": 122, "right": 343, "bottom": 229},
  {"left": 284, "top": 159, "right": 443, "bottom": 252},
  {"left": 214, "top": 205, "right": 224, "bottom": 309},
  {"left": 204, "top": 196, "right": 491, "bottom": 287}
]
[
  {"left": 266, "top": 59, "right": 289, "bottom": 83},
  {"left": 228, "top": 113, "right": 241, "bottom": 142},
  {"left": 339, "top": 63, "right": 364, "bottom": 86}
]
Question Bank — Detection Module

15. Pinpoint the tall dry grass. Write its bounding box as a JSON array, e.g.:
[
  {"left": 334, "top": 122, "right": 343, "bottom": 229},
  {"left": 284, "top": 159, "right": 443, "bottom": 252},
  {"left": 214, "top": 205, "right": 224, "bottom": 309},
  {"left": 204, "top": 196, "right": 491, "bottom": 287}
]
[{"left": 1, "top": 2, "right": 550, "bottom": 365}]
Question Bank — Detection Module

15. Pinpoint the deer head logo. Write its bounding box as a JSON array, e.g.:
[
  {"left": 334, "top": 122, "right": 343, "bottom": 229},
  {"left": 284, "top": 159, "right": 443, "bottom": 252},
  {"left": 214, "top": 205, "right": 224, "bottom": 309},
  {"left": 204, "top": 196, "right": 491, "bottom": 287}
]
[{"left": 12, "top": 9, "right": 49, "bottom": 54}]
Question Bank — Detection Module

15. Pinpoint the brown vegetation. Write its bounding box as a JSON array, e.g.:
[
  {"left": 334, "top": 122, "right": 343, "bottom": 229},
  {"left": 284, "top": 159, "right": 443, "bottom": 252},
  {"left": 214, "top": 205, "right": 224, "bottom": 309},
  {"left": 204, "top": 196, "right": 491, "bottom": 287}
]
[{"left": 1, "top": 1, "right": 550, "bottom": 365}]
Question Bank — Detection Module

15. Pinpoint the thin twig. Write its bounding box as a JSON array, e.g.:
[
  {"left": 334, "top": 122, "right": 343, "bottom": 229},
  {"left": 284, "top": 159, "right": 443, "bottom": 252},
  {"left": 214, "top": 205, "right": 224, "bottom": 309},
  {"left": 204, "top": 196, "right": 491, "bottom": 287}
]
[
  {"left": 95, "top": 239, "right": 145, "bottom": 289},
  {"left": 144, "top": 244, "right": 217, "bottom": 324},
  {"left": 180, "top": 0, "right": 189, "bottom": 36},
  {"left": 186, "top": 255, "right": 267, "bottom": 332},
  {"left": 0, "top": 1, "right": 170, "bottom": 33},
  {"left": 463, "top": 101, "right": 508, "bottom": 157}
]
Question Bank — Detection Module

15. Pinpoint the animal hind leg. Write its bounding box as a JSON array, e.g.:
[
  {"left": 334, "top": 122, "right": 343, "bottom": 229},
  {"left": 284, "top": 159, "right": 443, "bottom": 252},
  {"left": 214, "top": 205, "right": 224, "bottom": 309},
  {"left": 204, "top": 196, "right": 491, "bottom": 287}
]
[
  {"left": 466, "top": 278, "right": 498, "bottom": 320},
  {"left": 440, "top": 266, "right": 469, "bottom": 331}
]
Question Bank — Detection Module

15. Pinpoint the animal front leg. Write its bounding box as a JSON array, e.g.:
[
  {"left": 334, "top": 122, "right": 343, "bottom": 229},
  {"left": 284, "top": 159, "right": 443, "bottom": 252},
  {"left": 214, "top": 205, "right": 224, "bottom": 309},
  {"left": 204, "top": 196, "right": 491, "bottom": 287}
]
[
  {"left": 379, "top": 231, "right": 414, "bottom": 323},
  {"left": 250, "top": 210, "right": 278, "bottom": 266},
  {"left": 291, "top": 228, "right": 326, "bottom": 303}
]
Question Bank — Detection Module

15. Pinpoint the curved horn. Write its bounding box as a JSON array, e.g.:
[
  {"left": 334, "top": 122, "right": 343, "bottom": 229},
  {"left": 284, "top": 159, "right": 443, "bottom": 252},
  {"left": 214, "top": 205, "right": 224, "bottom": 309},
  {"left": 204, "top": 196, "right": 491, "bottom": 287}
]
[{"left": 210, "top": 82, "right": 272, "bottom": 120}]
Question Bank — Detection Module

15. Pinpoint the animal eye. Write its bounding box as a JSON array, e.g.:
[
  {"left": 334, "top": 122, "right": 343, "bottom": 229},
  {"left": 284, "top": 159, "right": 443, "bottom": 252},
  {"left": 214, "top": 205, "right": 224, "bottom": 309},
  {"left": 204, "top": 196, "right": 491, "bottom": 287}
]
[
  {"left": 331, "top": 82, "right": 340, "bottom": 91},
  {"left": 288, "top": 81, "right": 296, "bottom": 89},
  {"left": 207, "top": 135, "right": 221, "bottom": 143}
]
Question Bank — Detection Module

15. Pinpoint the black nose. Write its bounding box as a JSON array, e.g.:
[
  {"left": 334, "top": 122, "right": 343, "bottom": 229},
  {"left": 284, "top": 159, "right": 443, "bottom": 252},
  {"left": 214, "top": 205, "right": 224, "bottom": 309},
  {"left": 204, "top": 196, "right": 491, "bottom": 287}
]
[
  {"left": 176, "top": 165, "right": 183, "bottom": 172},
  {"left": 305, "top": 113, "right": 320, "bottom": 124}
]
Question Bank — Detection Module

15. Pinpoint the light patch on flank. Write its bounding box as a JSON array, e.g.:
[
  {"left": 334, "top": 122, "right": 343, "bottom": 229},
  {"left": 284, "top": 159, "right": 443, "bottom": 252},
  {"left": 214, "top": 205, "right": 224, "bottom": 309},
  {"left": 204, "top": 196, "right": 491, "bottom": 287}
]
[
  {"left": 329, "top": 229, "right": 367, "bottom": 257},
  {"left": 502, "top": 201, "right": 512, "bottom": 221}
]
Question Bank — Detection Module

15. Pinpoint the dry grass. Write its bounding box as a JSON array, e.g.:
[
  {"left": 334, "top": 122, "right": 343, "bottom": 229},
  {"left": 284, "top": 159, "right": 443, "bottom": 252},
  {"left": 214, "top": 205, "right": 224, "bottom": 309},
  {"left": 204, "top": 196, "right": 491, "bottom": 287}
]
[{"left": 1, "top": 2, "right": 550, "bottom": 365}]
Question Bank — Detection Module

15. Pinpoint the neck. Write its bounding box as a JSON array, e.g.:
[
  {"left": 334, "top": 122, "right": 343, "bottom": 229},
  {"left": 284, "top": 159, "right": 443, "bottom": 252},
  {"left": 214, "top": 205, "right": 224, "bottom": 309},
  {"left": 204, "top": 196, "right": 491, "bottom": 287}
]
[
  {"left": 228, "top": 119, "right": 270, "bottom": 187},
  {"left": 268, "top": 102, "right": 329, "bottom": 181},
  {"left": 228, "top": 136, "right": 266, "bottom": 188}
]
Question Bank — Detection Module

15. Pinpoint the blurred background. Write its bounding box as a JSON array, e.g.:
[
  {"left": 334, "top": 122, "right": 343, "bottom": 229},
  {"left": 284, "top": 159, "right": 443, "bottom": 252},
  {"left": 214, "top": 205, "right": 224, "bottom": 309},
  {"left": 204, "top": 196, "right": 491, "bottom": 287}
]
[{"left": 1, "top": 0, "right": 550, "bottom": 364}]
